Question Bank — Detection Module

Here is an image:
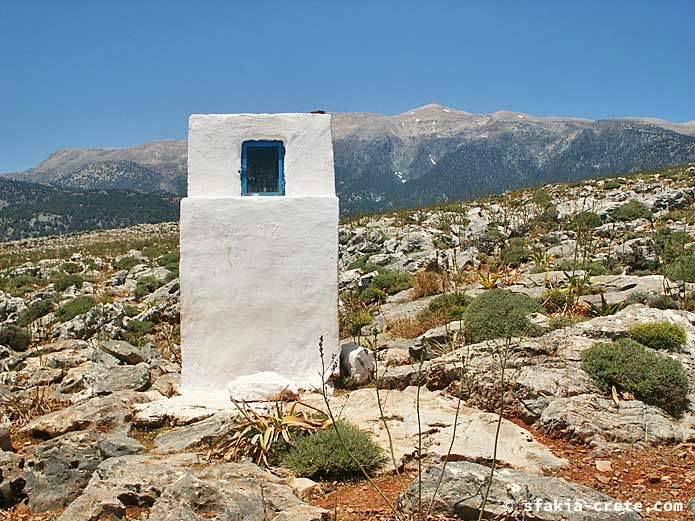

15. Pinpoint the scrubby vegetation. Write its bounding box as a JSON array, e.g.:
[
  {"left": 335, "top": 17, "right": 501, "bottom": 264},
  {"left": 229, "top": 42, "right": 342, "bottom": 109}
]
[
  {"left": 54, "top": 296, "right": 97, "bottom": 322},
  {"left": 627, "top": 322, "right": 687, "bottom": 352},
  {"left": 581, "top": 338, "right": 690, "bottom": 416},
  {"left": 280, "top": 421, "right": 386, "bottom": 480},
  {"left": 464, "top": 289, "right": 542, "bottom": 342},
  {"left": 0, "top": 325, "right": 31, "bottom": 351},
  {"left": 611, "top": 200, "right": 653, "bottom": 222}
]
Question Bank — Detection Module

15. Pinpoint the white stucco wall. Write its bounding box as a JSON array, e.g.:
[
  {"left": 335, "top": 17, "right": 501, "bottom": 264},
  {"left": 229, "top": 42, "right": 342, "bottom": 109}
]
[
  {"left": 188, "top": 113, "right": 335, "bottom": 197},
  {"left": 180, "top": 113, "right": 339, "bottom": 395}
]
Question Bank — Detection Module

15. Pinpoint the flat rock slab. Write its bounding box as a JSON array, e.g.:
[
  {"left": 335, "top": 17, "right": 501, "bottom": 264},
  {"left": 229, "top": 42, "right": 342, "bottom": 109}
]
[
  {"left": 98, "top": 340, "right": 147, "bottom": 365},
  {"left": 133, "top": 398, "right": 219, "bottom": 428},
  {"left": 20, "top": 391, "right": 152, "bottom": 439},
  {"left": 302, "top": 387, "right": 566, "bottom": 475},
  {"left": 57, "top": 453, "right": 327, "bottom": 521},
  {"left": 153, "top": 412, "right": 236, "bottom": 454},
  {"left": 24, "top": 430, "right": 143, "bottom": 512},
  {"left": 401, "top": 460, "right": 640, "bottom": 520}
]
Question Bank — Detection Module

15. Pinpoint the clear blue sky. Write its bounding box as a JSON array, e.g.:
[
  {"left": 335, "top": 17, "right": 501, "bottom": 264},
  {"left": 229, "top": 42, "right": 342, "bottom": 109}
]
[{"left": 1, "top": 0, "right": 693, "bottom": 172}]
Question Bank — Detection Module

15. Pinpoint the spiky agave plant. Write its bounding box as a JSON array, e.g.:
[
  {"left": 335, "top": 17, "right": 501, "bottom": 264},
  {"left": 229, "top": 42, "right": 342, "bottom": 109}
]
[{"left": 209, "top": 401, "right": 329, "bottom": 467}]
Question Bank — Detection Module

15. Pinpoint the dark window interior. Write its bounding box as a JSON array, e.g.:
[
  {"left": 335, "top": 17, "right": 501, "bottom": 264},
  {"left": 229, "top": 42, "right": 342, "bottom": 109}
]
[{"left": 246, "top": 145, "right": 280, "bottom": 194}]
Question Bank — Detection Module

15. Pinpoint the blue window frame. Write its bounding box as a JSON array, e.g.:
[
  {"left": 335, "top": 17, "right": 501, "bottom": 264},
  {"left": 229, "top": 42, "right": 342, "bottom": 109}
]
[{"left": 240, "top": 140, "right": 285, "bottom": 196}]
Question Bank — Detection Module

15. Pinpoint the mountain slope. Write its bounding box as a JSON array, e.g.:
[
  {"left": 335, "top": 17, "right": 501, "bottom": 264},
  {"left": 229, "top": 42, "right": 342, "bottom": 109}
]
[
  {"left": 0, "top": 178, "right": 180, "bottom": 241},
  {"left": 4, "top": 105, "right": 695, "bottom": 213}
]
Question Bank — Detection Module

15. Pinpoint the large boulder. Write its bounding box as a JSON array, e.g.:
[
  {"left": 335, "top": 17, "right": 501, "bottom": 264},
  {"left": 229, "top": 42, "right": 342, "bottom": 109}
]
[
  {"left": 57, "top": 454, "right": 327, "bottom": 521},
  {"left": 399, "top": 461, "right": 641, "bottom": 520},
  {"left": 20, "top": 391, "right": 151, "bottom": 439},
  {"left": 23, "top": 430, "right": 143, "bottom": 512}
]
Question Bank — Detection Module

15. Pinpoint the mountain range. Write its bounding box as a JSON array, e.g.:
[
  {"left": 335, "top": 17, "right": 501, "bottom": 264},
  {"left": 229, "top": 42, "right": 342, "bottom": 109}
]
[{"left": 4, "top": 104, "right": 695, "bottom": 216}]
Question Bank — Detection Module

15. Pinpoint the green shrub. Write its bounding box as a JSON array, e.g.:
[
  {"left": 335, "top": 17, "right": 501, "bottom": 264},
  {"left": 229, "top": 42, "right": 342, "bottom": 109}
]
[
  {"left": 428, "top": 292, "right": 470, "bottom": 321},
  {"left": 531, "top": 190, "right": 553, "bottom": 207},
  {"left": 540, "top": 289, "right": 569, "bottom": 314},
  {"left": 123, "top": 304, "right": 140, "bottom": 318},
  {"left": 581, "top": 338, "right": 689, "bottom": 416},
  {"left": 555, "top": 259, "right": 608, "bottom": 276},
  {"left": 501, "top": 245, "right": 531, "bottom": 268},
  {"left": 342, "top": 310, "right": 373, "bottom": 337},
  {"left": 433, "top": 234, "right": 455, "bottom": 250},
  {"left": 628, "top": 322, "right": 687, "bottom": 352},
  {"left": 52, "top": 273, "right": 84, "bottom": 292},
  {"left": 602, "top": 180, "right": 622, "bottom": 190},
  {"left": 647, "top": 294, "right": 679, "bottom": 310},
  {"left": 347, "top": 256, "right": 371, "bottom": 271},
  {"left": 16, "top": 299, "right": 54, "bottom": 327},
  {"left": 114, "top": 256, "right": 140, "bottom": 271},
  {"left": 664, "top": 255, "right": 695, "bottom": 282},
  {"left": 568, "top": 211, "right": 602, "bottom": 232},
  {"left": 280, "top": 421, "right": 386, "bottom": 480},
  {"left": 134, "top": 276, "right": 162, "bottom": 300},
  {"left": 54, "top": 296, "right": 97, "bottom": 322},
  {"left": 464, "top": 289, "right": 542, "bottom": 342},
  {"left": 0, "top": 325, "right": 31, "bottom": 352},
  {"left": 7, "top": 274, "right": 38, "bottom": 296},
  {"left": 358, "top": 286, "right": 386, "bottom": 304},
  {"left": 124, "top": 320, "right": 154, "bottom": 345},
  {"left": 158, "top": 252, "right": 180, "bottom": 274},
  {"left": 370, "top": 269, "right": 411, "bottom": 295},
  {"left": 61, "top": 262, "right": 82, "bottom": 274},
  {"left": 654, "top": 228, "right": 690, "bottom": 264},
  {"left": 611, "top": 200, "right": 652, "bottom": 222}
]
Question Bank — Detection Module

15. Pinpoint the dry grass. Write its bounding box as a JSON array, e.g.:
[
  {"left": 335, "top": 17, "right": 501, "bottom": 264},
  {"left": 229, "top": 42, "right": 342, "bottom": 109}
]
[
  {"left": 411, "top": 271, "right": 444, "bottom": 299},
  {"left": 389, "top": 311, "right": 445, "bottom": 339},
  {"left": 0, "top": 386, "right": 67, "bottom": 431}
]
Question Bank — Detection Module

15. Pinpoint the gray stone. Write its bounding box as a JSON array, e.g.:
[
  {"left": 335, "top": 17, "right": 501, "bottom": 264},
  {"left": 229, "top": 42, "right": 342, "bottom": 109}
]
[
  {"left": 99, "top": 340, "right": 147, "bottom": 365},
  {"left": 154, "top": 412, "right": 236, "bottom": 454},
  {"left": 0, "top": 451, "right": 24, "bottom": 508},
  {"left": 57, "top": 454, "right": 327, "bottom": 521},
  {"left": 687, "top": 496, "right": 695, "bottom": 513},
  {"left": 24, "top": 430, "right": 142, "bottom": 512},
  {"left": 400, "top": 461, "right": 640, "bottom": 520},
  {"left": 93, "top": 363, "right": 150, "bottom": 395},
  {"left": 20, "top": 391, "right": 151, "bottom": 439}
]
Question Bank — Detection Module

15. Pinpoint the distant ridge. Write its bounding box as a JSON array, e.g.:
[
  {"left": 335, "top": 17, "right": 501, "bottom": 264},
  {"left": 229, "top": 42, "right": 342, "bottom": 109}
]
[{"left": 4, "top": 105, "right": 695, "bottom": 213}]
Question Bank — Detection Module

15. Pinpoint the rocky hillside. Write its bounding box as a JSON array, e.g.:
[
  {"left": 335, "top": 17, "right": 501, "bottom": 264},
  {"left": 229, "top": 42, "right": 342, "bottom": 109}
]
[
  {"left": 0, "top": 178, "right": 180, "bottom": 241},
  {"left": 5, "top": 105, "right": 695, "bottom": 213},
  {"left": 2, "top": 165, "right": 695, "bottom": 518}
]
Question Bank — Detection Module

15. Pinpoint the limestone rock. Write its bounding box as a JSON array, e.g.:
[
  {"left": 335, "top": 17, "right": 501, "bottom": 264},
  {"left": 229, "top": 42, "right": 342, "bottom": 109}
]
[
  {"left": 153, "top": 412, "right": 235, "bottom": 454},
  {"left": 20, "top": 391, "right": 151, "bottom": 439},
  {"left": 400, "top": 461, "right": 640, "bottom": 520},
  {"left": 23, "top": 430, "right": 142, "bottom": 512},
  {"left": 0, "top": 451, "right": 24, "bottom": 508},
  {"left": 57, "top": 454, "right": 327, "bottom": 521},
  {"left": 302, "top": 387, "right": 566, "bottom": 475},
  {"left": 98, "top": 340, "right": 147, "bottom": 365},
  {"left": 227, "top": 371, "right": 299, "bottom": 402},
  {"left": 133, "top": 398, "right": 218, "bottom": 429},
  {"left": 93, "top": 363, "right": 150, "bottom": 395}
]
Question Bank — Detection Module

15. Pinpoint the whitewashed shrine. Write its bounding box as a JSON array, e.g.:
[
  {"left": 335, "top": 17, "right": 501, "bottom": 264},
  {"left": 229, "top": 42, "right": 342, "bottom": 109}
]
[{"left": 180, "top": 113, "right": 339, "bottom": 397}]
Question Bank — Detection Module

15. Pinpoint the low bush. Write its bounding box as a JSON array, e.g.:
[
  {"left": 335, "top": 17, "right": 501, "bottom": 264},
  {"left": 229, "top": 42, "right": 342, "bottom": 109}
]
[
  {"left": 158, "top": 252, "right": 180, "bottom": 275},
  {"left": 7, "top": 274, "right": 38, "bottom": 296},
  {"left": 602, "top": 180, "right": 623, "bottom": 190},
  {"left": 540, "top": 288, "right": 570, "bottom": 314},
  {"left": 428, "top": 292, "right": 470, "bottom": 321},
  {"left": 464, "top": 289, "right": 542, "bottom": 342},
  {"left": 628, "top": 322, "right": 687, "bottom": 351},
  {"left": 501, "top": 245, "right": 531, "bottom": 268},
  {"left": 611, "top": 200, "right": 652, "bottom": 222},
  {"left": 654, "top": 227, "right": 690, "bottom": 264},
  {"left": 54, "top": 296, "right": 97, "bottom": 322},
  {"left": 581, "top": 338, "right": 689, "bottom": 416},
  {"left": 124, "top": 320, "right": 154, "bottom": 345},
  {"left": 0, "top": 325, "right": 31, "bottom": 352},
  {"left": 568, "top": 211, "right": 602, "bottom": 232},
  {"left": 341, "top": 310, "right": 372, "bottom": 338},
  {"left": 52, "top": 273, "right": 84, "bottom": 292},
  {"left": 134, "top": 276, "right": 162, "bottom": 300},
  {"left": 280, "top": 421, "right": 386, "bottom": 480},
  {"left": 114, "top": 256, "right": 140, "bottom": 271},
  {"left": 664, "top": 255, "right": 695, "bottom": 282},
  {"left": 370, "top": 269, "right": 411, "bottom": 295},
  {"left": 16, "top": 299, "right": 54, "bottom": 327},
  {"left": 61, "top": 262, "right": 82, "bottom": 274}
]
